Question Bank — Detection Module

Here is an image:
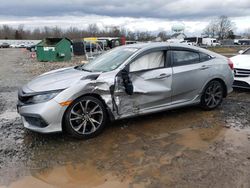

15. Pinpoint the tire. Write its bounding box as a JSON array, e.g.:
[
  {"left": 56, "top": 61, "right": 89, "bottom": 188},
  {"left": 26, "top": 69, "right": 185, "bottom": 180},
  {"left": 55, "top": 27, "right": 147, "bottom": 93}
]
[
  {"left": 64, "top": 96, "right": 107, "bottom": 139},
  {"left": 200, "top": 80, "right": 224, "bottom": 110}
]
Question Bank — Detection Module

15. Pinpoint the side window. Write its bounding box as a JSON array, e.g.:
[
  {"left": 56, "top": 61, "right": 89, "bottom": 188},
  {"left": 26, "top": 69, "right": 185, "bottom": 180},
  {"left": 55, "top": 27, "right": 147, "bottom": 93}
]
[
  {"left": 129, "top": 51, "right": 165, "bottom": 72},
  {"left": 172, "top": 50, "right": 199, "bottom": 66},
  {"left": 200, "top": 52, "right": 212, "bottom": 62}
]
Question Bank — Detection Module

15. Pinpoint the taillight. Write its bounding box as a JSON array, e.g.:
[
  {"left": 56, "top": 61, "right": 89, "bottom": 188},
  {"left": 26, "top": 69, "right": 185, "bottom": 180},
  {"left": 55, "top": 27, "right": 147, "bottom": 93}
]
[{"left": 228, "top": 59, "right": 234, "bottom": 70}]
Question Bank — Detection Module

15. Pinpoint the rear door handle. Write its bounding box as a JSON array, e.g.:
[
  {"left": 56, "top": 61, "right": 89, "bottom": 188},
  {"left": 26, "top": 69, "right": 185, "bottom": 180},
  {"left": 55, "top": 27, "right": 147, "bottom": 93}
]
[
  {"left": 156, "top": 73, "right": 171, "bottom": 79},
  {"left": 200, "top": 65, "right": 211, "bottom": 70}
]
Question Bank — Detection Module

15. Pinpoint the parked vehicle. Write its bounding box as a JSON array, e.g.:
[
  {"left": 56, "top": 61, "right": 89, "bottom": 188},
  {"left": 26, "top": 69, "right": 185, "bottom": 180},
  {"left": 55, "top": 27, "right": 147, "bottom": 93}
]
[
  {"left": 0, "top": 42, "right": 10, "bottom": 48},
  {"left": 10, "top": 44, "right": 19, "bottom": 48},
  {"left": 202, "top": 38, "right": 220, "bottom": 46},
  {"left": 234, "top": 39, "right": 250, "bottom": 45},
  {"left": 17, "top": 43, "right": 27, "bottom": 48},
  {"left": 184, "top": 37, "right": 202, "bottom": 46},
  {"left": 126, "top": 41, "right": 138, "bottom": 45},
  {"left": 230, "top": 48, "right": 250, "bottom": 89},
  {"left": 180, "top": 40, "right": 193, "bottom": 45},
  {"left": 26, "top": 44, "right": 36, "bottom": 52},
  {"left": 17, "top": 43, "right": 234, "bottom": 139}
]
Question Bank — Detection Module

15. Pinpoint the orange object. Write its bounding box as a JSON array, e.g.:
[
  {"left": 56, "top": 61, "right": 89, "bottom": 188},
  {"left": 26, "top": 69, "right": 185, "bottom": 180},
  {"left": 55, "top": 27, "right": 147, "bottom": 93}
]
[{"left": 59, "top": 101, "right": 72, "bottom": 106}]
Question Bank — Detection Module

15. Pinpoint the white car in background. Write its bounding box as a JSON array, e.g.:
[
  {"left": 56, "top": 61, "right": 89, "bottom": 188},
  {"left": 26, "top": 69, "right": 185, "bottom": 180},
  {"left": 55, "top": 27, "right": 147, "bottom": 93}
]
[{"left": 230, "top": 48, "right": 250, "bottom": 89}]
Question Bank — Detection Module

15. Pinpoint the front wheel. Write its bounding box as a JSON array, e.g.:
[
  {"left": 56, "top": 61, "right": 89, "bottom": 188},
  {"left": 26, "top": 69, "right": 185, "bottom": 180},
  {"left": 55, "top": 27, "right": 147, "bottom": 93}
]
[
  {"left": 64, "top": 96, "right": 107, "bottom": 139},
  {"left": 200, "top": 80, "right": 224, "bottom": 110}
]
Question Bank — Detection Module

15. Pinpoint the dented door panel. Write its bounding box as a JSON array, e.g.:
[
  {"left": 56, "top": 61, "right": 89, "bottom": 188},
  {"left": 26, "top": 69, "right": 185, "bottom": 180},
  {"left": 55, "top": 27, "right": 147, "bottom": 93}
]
[{"left": 114, "top": 67, "right": 172, "bottom": 117}]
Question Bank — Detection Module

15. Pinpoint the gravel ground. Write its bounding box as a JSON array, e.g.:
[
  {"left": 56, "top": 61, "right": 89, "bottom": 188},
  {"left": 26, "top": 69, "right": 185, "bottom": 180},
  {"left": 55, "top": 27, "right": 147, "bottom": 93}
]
[{"left": 0, "top": 48, "right": 250, "bottom": 188}]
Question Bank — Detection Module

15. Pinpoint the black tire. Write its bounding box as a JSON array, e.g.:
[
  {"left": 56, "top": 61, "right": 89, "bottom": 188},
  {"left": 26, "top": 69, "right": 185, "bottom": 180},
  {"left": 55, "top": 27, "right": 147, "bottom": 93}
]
[
  {"left": 200, "top": 80, "right": 224, "bottom": 110},
  {"left": 64, "top": 96, "right": 107, "bottom": 139}
]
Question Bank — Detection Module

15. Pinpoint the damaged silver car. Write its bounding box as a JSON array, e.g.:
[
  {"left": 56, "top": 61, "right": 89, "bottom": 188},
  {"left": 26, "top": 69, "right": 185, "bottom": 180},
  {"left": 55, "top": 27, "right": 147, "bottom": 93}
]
[{"left": 17, "top": 43, "right": 234, "bottom": 139}]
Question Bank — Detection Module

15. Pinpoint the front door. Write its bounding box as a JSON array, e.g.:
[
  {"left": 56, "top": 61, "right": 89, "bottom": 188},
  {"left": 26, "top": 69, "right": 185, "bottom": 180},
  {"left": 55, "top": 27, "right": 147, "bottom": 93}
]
[{"left": 114, "top": 50, "right": 173, "bottom": 117}]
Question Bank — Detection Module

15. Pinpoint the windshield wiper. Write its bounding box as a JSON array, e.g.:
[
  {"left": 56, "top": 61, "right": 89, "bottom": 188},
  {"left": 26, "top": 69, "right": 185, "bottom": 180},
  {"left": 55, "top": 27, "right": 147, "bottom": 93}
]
[
  {"left": 80, "top": 67, "right": 92, "bottom": 72},
  {"left": 74, "top": 65, "right": 92, "bottom": 72}
]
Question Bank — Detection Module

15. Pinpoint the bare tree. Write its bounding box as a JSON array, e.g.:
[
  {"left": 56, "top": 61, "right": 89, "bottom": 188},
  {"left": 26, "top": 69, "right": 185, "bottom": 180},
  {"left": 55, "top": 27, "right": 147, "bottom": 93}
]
[
  {"left": 65, "top": 27, "right": 82, "bottom": 39},
  {"left": 1, "top": 25, "right": 13, "bottom": 39},
  {"left": 32, "top": 28, "right": 42, "bottom": 39},
  {"left": 111, "top": 26, "right": 121, "bottom": 37},
  {"left": 87, "top": 24, "right": 99, "bottom": 37},
  {"left": 14, "top": 30, "right": 22, "bottom": 39},
  {"left": 203, "top": 16, "right": 235, "bottom": 39},
  {"left": 217, "top": 16, "right": 235, "bottom": 39},
  {"left": 43, "top": 26, "right": 52, "bottom": 38},
  {"left": 203, "top": 20, "right": 217, "bottom": 38},
  {"left": 136, "top": 31, "right": 154, "bottom": 41},
  {"left": 127, "top": 31, "right": 136, "bottom": 40},
  {"left": 157, "top": 31, "right": 169, "bottom": 41},
  {"left": 52, "top": 26, "right": 63, "bottom": 38}
]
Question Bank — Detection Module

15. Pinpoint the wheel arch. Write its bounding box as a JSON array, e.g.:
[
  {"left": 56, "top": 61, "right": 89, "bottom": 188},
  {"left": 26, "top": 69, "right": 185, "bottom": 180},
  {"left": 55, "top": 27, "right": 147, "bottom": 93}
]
[
  {"left": 61, "top": 93, "right": 114, "bottom": 133},
  {"left": 202, "top": 78, "right": 228, "bottom": 98}
]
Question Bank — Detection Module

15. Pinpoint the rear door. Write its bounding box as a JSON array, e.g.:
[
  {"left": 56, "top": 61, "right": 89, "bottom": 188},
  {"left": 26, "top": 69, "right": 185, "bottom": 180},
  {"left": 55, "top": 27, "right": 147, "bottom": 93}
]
[{"left": 170, "top": 48, "right": 213, "bottom": 104}]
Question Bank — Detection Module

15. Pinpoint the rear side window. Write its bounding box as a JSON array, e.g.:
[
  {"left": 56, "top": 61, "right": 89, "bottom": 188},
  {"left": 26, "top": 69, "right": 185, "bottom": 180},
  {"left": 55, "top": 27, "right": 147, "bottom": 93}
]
[
  {"left": 200, "top": 52, "right": 212, "bottom": 62},
  {"left": 172, "top": 50, "right": 200, "bottom": 66}
]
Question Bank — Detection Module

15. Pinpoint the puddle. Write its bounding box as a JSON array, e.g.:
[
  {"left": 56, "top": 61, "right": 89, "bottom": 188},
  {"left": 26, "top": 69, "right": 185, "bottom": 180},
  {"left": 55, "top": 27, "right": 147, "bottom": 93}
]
[
  {"left": 176, "top": 127, "right": 224, "bottom": 150},
  {"left": 1, "top": 162, "right": 147, "bottom": 188},
  {"left": 1, "top": 105, "right": 247, "bottom": 187}
]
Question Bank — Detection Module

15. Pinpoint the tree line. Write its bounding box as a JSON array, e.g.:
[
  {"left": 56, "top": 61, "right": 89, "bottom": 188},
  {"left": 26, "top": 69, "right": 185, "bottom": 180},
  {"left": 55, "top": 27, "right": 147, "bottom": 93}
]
[
  {"left": 0, "top": 16, "right": 249, "bottom": 41},
  {"left": 0, "top": 24, "right": 164, "bottom": 41}
]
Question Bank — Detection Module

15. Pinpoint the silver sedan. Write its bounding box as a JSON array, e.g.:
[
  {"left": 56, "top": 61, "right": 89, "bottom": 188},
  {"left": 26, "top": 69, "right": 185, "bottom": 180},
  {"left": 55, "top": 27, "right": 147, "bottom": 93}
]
[{"left": 17, "top": 43, "right": 234, "bottom": 139}]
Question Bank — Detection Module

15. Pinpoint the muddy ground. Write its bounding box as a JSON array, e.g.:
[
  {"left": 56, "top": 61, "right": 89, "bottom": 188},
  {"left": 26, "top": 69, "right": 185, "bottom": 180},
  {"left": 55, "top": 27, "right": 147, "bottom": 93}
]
[{"left": 0, "top": 48, "right": 250, "bottom": 188}]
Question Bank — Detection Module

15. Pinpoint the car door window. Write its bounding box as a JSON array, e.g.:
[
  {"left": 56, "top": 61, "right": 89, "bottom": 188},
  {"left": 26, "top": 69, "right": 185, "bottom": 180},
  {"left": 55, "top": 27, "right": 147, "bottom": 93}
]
[
  {"left": 129, "top": 51, "right": 164, "bottom": 72},
  {"left": 200, "top": 52, "right": 212, "bottom": 62},
  {"left": 172, "top": 50, "right": 200, "bottom": 66}
]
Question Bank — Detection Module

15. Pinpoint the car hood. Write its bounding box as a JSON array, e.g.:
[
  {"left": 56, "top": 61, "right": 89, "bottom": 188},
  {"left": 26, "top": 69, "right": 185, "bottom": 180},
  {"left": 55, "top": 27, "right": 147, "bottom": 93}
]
[
  {"left": 230, "top": 55, "right": 250, "bottom": 69},
  {"left": 25, "top": 67, "right": 95, "bottom": 92}
]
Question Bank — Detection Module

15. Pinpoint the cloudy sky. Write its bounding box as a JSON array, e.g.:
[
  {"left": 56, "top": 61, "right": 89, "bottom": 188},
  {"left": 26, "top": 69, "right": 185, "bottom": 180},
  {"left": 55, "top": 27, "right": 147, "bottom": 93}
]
[{"left": 0, "top": 0, "right": 250, "bottom": 35}]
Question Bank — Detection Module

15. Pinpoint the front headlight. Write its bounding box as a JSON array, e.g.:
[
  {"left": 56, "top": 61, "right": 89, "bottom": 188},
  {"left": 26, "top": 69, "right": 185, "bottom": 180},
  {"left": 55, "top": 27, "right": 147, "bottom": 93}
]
[{"left": 27, "top": 91, "right": 61, "bottom": 104}]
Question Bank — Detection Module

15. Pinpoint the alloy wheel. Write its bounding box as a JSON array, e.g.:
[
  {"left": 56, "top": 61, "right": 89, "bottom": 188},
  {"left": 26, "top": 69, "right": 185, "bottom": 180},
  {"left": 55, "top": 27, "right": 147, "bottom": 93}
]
[
  {"left": 69, "top": 99, "right": 104, "bottom": 135},
  {"left": 204, "top": 81, "right": 223, "bottom": 109}
]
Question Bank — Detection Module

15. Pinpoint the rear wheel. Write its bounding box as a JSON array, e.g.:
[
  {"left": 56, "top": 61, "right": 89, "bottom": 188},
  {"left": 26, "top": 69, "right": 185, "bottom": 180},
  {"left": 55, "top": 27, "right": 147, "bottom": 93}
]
[
  {"left": 200, "top": 80, "right": 224, "bottom": 110},
  {"left": 64, "top": 96, "right": 107, "bottom": 139}
]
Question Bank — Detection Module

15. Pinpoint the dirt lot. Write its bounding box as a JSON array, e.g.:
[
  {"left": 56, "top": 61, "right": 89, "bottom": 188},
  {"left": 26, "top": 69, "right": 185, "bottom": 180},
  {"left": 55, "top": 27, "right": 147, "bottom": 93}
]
[
  {"left": 208, "top": 45, "right": 250, "bottom": 57},
  {"left": 0, "top": 48, "right": 250, "bottom": 188}
]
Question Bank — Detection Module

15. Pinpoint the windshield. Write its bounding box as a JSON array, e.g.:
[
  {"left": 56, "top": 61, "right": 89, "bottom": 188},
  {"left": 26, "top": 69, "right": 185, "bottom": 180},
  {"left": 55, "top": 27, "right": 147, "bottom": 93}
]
[{"left": 80, "top": 47, "right": 138, "bottom": 72}]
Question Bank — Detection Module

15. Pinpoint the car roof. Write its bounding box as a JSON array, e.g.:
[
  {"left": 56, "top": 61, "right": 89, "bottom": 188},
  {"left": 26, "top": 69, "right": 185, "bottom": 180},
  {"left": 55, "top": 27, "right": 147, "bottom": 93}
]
[
  {"left": 122, "top": 42, "right": 224, "bottom": 58},
  {"left": 124, "top": 42, "right": 198, "bottom": 50}
]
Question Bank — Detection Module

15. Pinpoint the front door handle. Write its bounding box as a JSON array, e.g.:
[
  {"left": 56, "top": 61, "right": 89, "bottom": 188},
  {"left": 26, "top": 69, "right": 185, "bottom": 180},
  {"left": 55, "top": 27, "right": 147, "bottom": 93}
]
[
  {"left": 200, "top": 65, "right": 211, "bottom": 70},
  {"left": 156, "top": 73, "right": 171, "bottom": 79}
]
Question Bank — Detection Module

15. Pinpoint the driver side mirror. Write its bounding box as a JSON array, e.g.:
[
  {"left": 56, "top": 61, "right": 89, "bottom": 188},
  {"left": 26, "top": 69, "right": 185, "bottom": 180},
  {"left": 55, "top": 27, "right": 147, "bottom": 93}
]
[
  {"left": 121, "top": 69, "right": 134, "bottom": 95},
  {"left": 238, "top": 50, "right": 244, "bottom": 54}
]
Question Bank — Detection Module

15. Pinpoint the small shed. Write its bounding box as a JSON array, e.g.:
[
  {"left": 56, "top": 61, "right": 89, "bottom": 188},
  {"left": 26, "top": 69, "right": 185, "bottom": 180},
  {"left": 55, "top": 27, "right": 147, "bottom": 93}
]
[{"left": 36, "top": 38, "right": 72, "bottom": 62}]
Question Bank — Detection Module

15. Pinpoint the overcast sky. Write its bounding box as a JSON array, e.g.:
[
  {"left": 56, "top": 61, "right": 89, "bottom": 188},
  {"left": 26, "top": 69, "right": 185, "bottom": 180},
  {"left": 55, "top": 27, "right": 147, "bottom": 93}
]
[{"left": 0, "top": 0, "right": 250, "bottom": 35}]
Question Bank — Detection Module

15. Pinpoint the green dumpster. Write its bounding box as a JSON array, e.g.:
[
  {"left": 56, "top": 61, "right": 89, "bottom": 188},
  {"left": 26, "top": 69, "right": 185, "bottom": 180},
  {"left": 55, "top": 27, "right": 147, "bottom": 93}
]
[{"left": 36, "top": 38, "right": 72, "bottom": 62}]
